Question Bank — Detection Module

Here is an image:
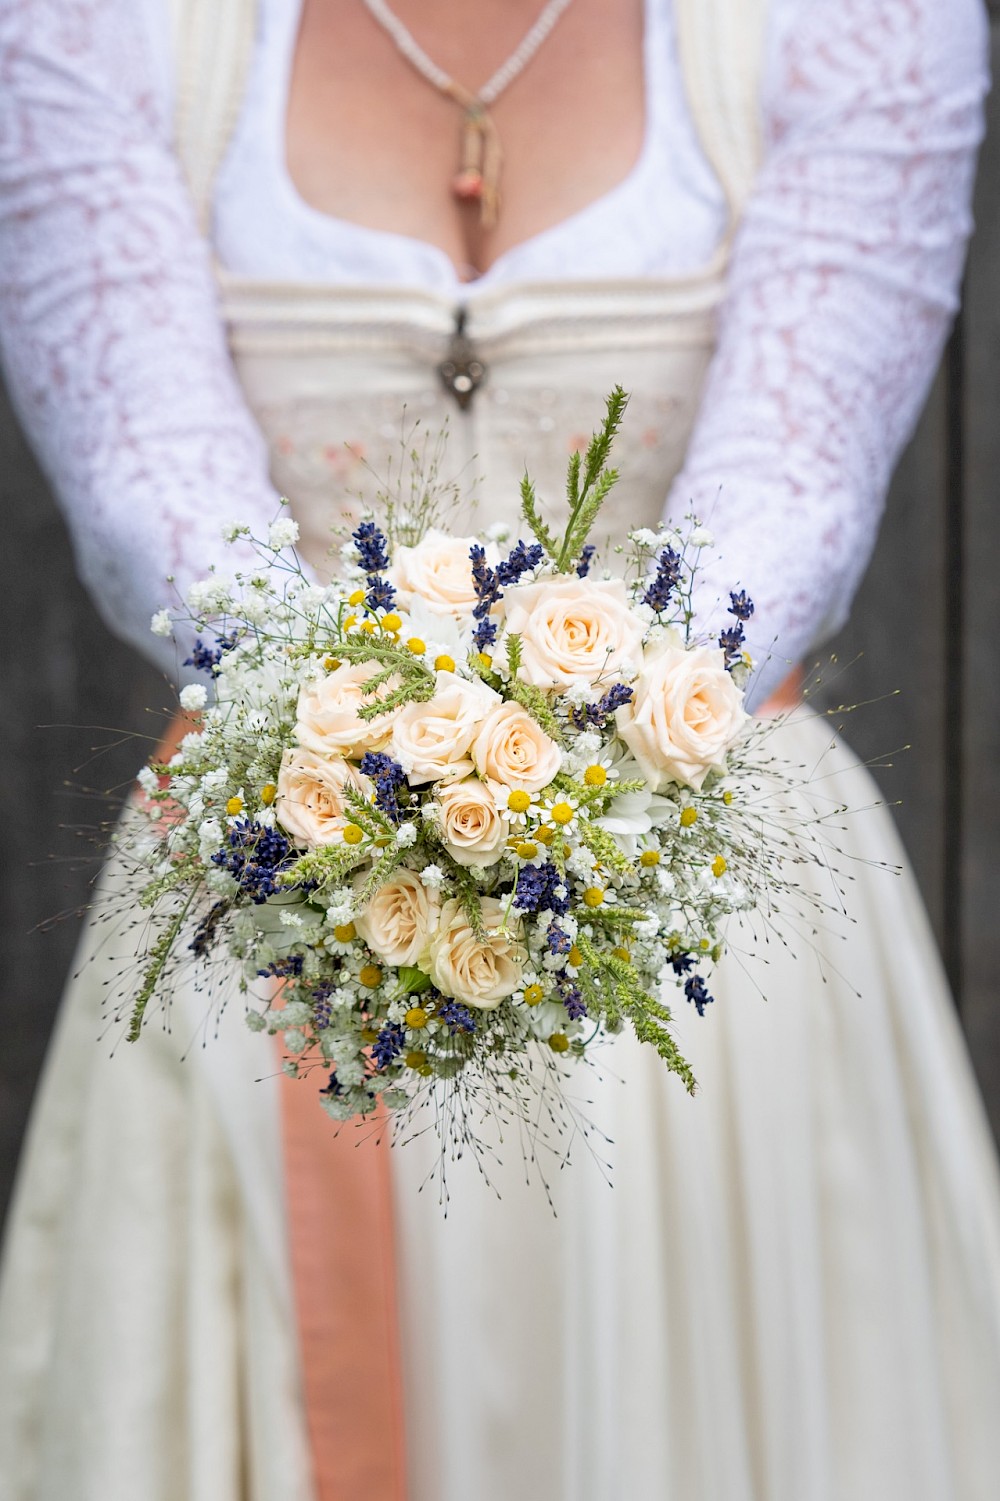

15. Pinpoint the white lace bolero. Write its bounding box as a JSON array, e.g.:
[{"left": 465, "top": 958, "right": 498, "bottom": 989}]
[{"left": 0, "top": 0, "right": 989, "bottom": 697}]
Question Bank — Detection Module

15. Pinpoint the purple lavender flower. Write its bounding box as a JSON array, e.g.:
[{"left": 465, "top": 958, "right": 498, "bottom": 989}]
[
  {"left": 643, "top": 546, "right": 682, "bottom": 613},
  {"left": 353, "top": 520, "right": 390, "bottom": 574},
  {"left": 684, "top": 974, "right": 714, "bottom": 1016}
]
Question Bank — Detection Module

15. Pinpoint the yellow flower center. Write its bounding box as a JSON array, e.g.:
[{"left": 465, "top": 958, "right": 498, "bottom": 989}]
[
  {"left": 711, "top": 855, "right": 727, "bottom": 878},
  {"left": 343, "top": 823, "right": 365, "bottom": 845},
  {"left": 225, "top": 796, "right": 243, "bottom": 817},
  {"left": 583, "top": 764, "right": 607, "bottom": 788},
  {"left": 348, "top": 588, "right": 365, "bottom": 606},
  {"left": 507, "top": 789, "right": 532, "bottom": 814},
  {"left": 582, "top": 887, "right": 604, "bottom": 908},
  {"left": 359, "top": 964, "right": 383, "bottom": 988},
  {"left": 434, "top": 653, "right": 456, "bottom": 672},
  {"left": 324, "top": 656, "right": 341, "bottom": 672},
  {"left": 723, "top": 790, "right": 734, "bottom": 806},
  {"left": 333, "top": 922, "right": 356, "bottom": 943},
  {"left": 360, "top": 619, "right": 377, "bottom": 634},
  {"left": 568, "top": 945, "right": 583, "bottom": 967},
  {"left": 476, "top": 652, "right": 493, "bottom": 672},
  {"left": 550, "top": 802, "right": 574, "bottom": 826},
  {"left": 381, "top": 612, "right": 402, "bottom": 634},
  {"left": 612, "top": 946, "right": 631, "bottom": 963},
  {"left": 405, "top": 1049, "right": 427, "bottom": 1069},
  {"left": 639, "top": 849, "right": 660, "bottom": 868},
  {"left": 361, "top": 1027, "right": 378, "bottom": 1045},
  {"left": 260, "top": 783, "right": 277, "bottom": 806},
  {"left": 523, "top": 984, "right": 544, "bottom": 1006},
  {"left": 534, "top": 825, "right": 555, "bottom": 846},
  {"left": 680, "top": 806, "right": 698, "bottom": 828},
  {"left": 405, "top": 1006, "right": 428, "bottom": 1029},
  {"left": 343, "top": 614, "right": 357, "bottom": 630},
  {"left": 548, "top": 1033, "right": 570, "bottom": 1053},
  {"left": 516, "top": 842, "right": 539, "bottom": 861},
  {"left": 406, "top": 637, "right": 426, "bottom": 655}
]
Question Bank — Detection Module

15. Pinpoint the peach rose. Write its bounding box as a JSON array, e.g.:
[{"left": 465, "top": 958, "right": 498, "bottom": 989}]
[
  {"left": 354, "top": 868, "right": 440, "bottom": 968},
  {"left": 275, "top": 748, "right": 371, "bottom": 848},
  {"left": 390, "top": 529, "right": 493, "bottom": 619},
  {"left": 295, "top": 660, "right": 400, "bottom": 759},
  {"left": 390, "top": 672, "right": 501, "bottom": 783},
  {"left": 501, "top": 576, "right": 645, "bottom": 691},
  {"left": 615, "top": 639, "right": 748, "bottom": 791},
  {"left": 436, "top": 778, "right": 510, "bottom": 867},
  {"left": 471, "top": 701, "right": 562, "bottom": 792},
  {"left": 424, "top": 897, "right": 526, "bottom": 1009}
]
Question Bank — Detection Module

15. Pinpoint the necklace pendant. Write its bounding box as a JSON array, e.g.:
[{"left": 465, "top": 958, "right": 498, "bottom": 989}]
[
  {"left": 452, "top": 168, "right": 485, "bottom": 203},
  {"left": 437, "top": 309, "right": 486, "bottom": 410}
]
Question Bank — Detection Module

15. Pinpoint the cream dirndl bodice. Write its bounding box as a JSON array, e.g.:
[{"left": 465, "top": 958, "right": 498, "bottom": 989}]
[{"left": 170, "top": 0, "right": 770, "bottom": 570}]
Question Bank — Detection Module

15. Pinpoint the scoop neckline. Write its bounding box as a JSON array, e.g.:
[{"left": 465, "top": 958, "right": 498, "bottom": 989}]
[{"left": 269, "top": 0, "right": 662, "bottom": 298}]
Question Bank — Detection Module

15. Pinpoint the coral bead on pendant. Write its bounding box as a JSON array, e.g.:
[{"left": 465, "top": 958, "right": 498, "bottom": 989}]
[{"left": 452, "top": 168, "right": 485, "bottom": 202}]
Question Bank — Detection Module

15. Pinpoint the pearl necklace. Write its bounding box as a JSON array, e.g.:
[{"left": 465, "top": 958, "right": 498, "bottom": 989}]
[{"left": 359, "top": 0, "right": 577, "bottom": 228}]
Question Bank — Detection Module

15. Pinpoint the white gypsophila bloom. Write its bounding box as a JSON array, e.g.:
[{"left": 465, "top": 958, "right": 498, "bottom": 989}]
[
  {"left": 655, "top": 868, "right": 676, "bottom": 897},
  {"left": 268, "top": 517, "right": 300, "bottom": 550},
  {"left": 200, "top": 767, "right": 228, "bottom": 792},
  {"left": 563, "top": 680, "right": 593, "bottom": 708},
  {"left": 337, "top": 1057, "right": 367, "bottom": 1087},
  {"left": 136, "top": 765, "right": 158, "bottom": 797},
  {"left": 630, "top": 527, "right": 659, "bottom": 548},
  {"left": 221, "top": 521, "right": 249, "bottom": 543},
  {"left": 485, "top": 520, "right": 511, "bottom": 543},
  {"left": 635, "top": 916, "right": 660, "bottom": 941},
  {"left": 178, "top": 683, "right": 208, "bottom": 712},
  {"left": 150, "top": 608, "right": 172, "bottom": 637},
  {"left": 689, "top": 526, "right": 715, "bottom": 548},
  {"left": 419, "top": 864, "right": 445, "bottom": 889},
  {"left": 187, "top": 576, "right": 234, "bottom": 614},
  {"left": 279, "top": 908, "right": 306, "bottom": 929},
  {"left": 396, "top": 823, "right": 418, "bottom": 848},
  {"left": 204, "top": 868, "right": 237, "bottom": 897},
  {"left": 244, "top": 1009, "right": 267, "bottom": 1032},
  {"left": 198, "top": 815, "right": 223, "bottom": 850},
  {"left": 283, "top": 1029, "right": 309, "bottom": 1055},
  {"left": 241, "top": 594, "right": 271, "bottom": 627},
  {"left": 281, "top": 1001, "right": 313, "bottom": 1028},
  {"left": 565, "top": 847, "right": 596, "bottom": 879}
]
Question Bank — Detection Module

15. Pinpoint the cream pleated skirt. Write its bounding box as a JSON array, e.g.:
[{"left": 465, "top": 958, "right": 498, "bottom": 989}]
[{"left": 3, "top": 710, "right": 1000, "bottom": 1501}]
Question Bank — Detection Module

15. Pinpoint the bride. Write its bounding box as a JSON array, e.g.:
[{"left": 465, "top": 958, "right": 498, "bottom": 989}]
[{"left": 2, "top": 0, "right": 999, "bottom": 1497}]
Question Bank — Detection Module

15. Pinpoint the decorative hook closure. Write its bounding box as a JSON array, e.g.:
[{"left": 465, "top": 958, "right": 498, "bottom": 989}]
[{"left": 437, "top": 308, "right": 486, "bottom": 410}]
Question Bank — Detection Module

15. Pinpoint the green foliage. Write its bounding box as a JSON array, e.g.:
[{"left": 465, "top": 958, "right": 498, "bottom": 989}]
[
  {"left": 575, "top": 818, "right": 632, "bottom": 876},
  {"left": 127, "top": 894, "right": 195, "bottom": 1043},
  {"left": 355, "top": 843, "right": 407, "bottom": 908},
  {"left": 333, "top": 636, "right": 436, "bottom": 720},
  {"left": 283, "top": 842, "right": 369, "bottom": 894},
  {"left": 575, "top": 931, "right": 697, "bottom": 1094},
  {"left": 519, "top": 473, "right": 559, "bottom": 559},
  {"left": 503, "top": 676, "right": 565, "bottom": 743}
]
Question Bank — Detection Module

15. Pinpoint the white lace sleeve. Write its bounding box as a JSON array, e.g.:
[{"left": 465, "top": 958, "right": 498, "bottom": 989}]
[
  {"left": 665, "top": 0, "right": 989, "bottom": 706},
  {"left": 0, "top": 0, "right": 280, "bottom": 681}
]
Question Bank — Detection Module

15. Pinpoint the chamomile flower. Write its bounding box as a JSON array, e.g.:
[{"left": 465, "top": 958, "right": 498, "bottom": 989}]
[{"left": 538, "top": 794, "right": 580, "bottom": 832}]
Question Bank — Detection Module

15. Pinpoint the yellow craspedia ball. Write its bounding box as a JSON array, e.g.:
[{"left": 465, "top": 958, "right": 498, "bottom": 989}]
[
  {"left": 343, "top": 823, "right": 364, "bottom": 846},
  {"left": 712, "top": 855, "right": 728, "bottom": 878},
  {"left": 548, "top": 1033, "right": 570, "bottom": 1054},
  {"left": 226, "top": 796, "right": 243, "bottom": 817},
  {"left": 348, "top": 588, "right": 366, "bottom": 607},
  {"left": 507, "top": 789, "right": 532, "bottom": 814},
  {"left": 523, "top": 984, "right": 544, "bottom": 1006},
  {"left": 406, "top": 637, "right": 426, "bottom": 655},
  {"left": 333, "top": 922, "right": 356, "bottom": 943},
  {"left": 583, "top": 887, "right": 604, "bottom": 908},
  {"left": 381, "top": 612, "right": 402, "bottom": 634},
  {"left": 434, "top": 653, "right": 456, "bottom": 672},
  {"left": 359, "top": 964, "right": 383, "bottom": 989},
  {"left": 550, "top": 801, "right": 574, "bottom": 826},
  {"left": 639, "top": 849, "right": 660, "bottom": 868},
  {"left": 260, "top": 783, "right": 277, "bottom": 806},
  {"left": 583, "top": 764, "right": 607, "bottom": 788},
  {"left": 405, "top": 1049, "right": 427, "bottom": 1070},
  {"left": 680, "top": 806, "right": 698, "bottom": 828},
  {"left": 405, "top": 1006, "right": 428, "bottom": 1029},
  {"left": 516, "top": 842, "right": 539, "bottom": 861}
]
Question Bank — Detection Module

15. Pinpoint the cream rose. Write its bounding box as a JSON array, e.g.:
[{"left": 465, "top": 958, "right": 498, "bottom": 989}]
[
  {"left": 354, "top": 868, "right": 440, "bottom": 968},
  {"left": 274, "top": 748, "right": 371, "bottom": 848},
  {"left": 501, "top": 576, "right": 645, "bottom": 691},
  {"left": 424, "top": 897, "right": 526, "bottom": 1009},
  {"left": 615, "top": 639, "right": 748, "bottom": 791},
  {"left": 390, "top": 529, "right": 493, "bottom": 619},
  {"left": 390, "top": 672, "right": 501, "bottom": 784},
  {"left": 471, "top": 701, "right": 562, "bottom": 793},
  {"left": 435, "top": 778, "right": 510, "bottom": 867},
  {"left": 295, "top": 660, "right": 400, "bottom": 759}
]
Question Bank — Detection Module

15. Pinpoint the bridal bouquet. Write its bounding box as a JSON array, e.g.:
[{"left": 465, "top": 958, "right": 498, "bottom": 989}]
[{"left": 125, "top": 391, "right": 774, "bottom": 1127}]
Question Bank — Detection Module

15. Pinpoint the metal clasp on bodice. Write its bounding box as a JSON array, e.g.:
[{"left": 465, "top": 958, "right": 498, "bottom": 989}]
[{"left": 437, "top": 307, "right": 486, "bottom": 410}]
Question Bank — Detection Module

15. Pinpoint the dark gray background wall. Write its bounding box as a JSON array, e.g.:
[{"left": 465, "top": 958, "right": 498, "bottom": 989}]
[{"left": 1, "top": 12, "right": 998, "bottom": 1226}]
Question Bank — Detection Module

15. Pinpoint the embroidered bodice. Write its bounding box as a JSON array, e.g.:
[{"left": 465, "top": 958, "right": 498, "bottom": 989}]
[{"left": 0, "top": 0, "right": 988, "bottom": 701}]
